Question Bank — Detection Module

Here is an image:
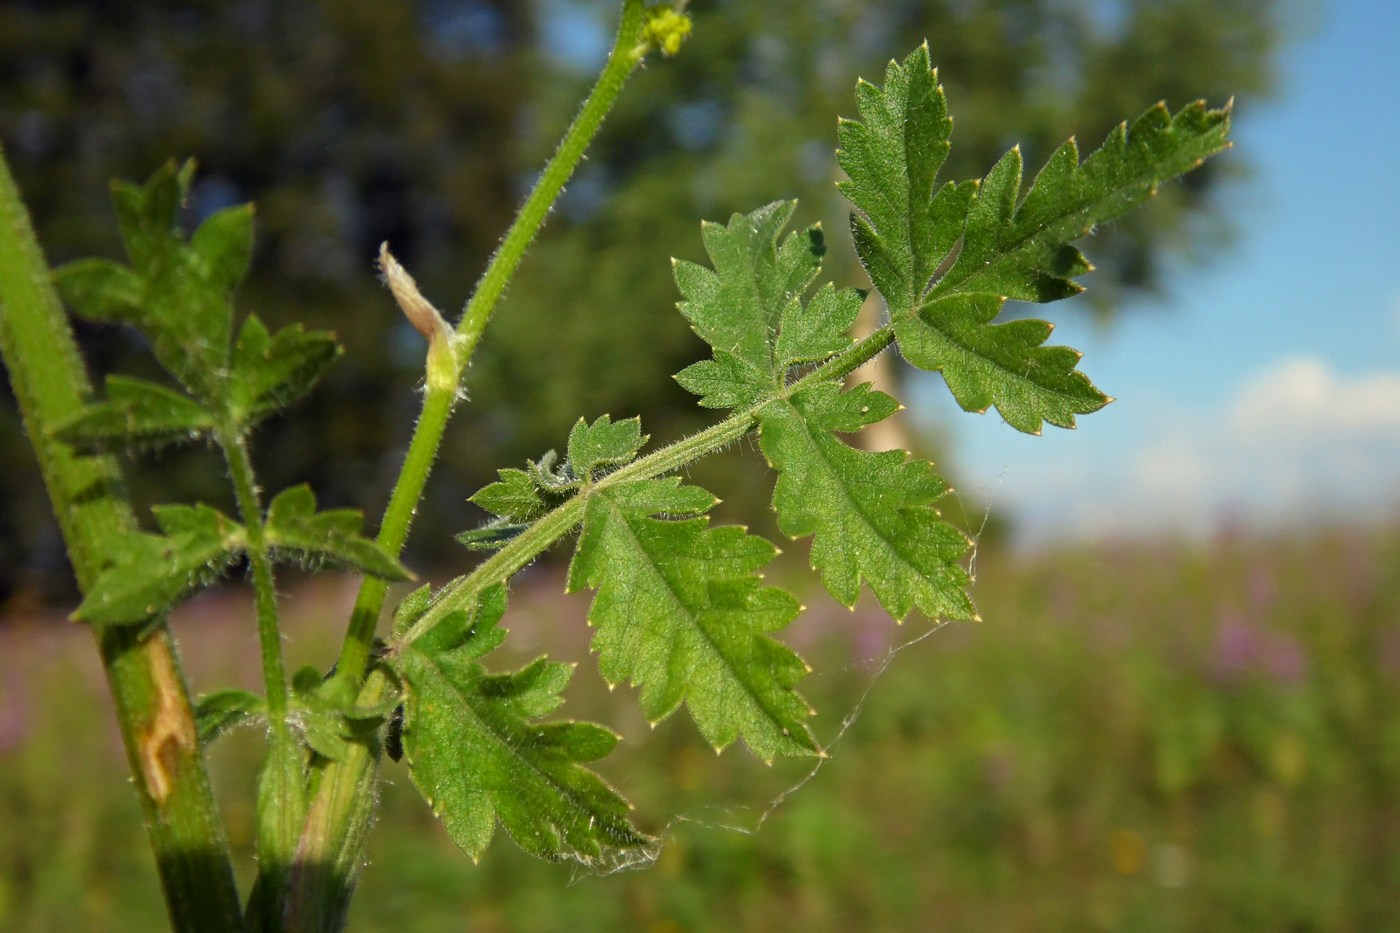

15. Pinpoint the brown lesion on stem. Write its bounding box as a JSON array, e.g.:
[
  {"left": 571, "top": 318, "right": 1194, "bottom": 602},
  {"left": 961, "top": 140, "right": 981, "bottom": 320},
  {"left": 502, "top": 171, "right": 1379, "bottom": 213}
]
[{"left": 134, "top": 634, "right": 199, "bottom": 804}]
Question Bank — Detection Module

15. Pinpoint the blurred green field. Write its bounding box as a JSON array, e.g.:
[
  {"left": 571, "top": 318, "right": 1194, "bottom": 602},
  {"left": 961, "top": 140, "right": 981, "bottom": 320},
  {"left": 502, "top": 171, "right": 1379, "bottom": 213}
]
[{"left": 2, "top": 525, "right": 1397, "bottom": 931}]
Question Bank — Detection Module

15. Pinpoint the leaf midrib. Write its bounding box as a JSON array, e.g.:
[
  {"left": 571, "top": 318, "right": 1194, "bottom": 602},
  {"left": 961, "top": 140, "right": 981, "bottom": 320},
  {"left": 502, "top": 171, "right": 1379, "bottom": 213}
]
[
  {"left": 599, "top": 493, "right": 797, "bottom": 744},
  {"left": 408, "top": 647, "right": 609, "bottom": 832}
]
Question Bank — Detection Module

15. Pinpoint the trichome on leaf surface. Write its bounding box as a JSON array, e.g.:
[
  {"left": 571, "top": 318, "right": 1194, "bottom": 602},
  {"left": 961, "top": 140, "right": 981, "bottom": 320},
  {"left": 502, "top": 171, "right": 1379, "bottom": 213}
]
[{"left": 0, "top": 1, "right": 1231, "bottom": 928}]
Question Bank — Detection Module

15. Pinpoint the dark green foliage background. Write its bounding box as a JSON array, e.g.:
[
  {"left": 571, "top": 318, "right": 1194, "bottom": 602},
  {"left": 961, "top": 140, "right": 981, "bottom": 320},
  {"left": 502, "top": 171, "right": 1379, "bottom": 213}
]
[
  {"left": 0, "top": 0, "right": 1282, "bottom": 597},
  {"left": 4, "top": 526, "right": 1396, "bottom": 929}
]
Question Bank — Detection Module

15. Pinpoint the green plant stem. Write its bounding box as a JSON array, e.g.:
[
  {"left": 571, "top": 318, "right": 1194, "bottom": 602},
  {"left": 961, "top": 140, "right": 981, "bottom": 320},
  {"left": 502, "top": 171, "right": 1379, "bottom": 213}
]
[
  {"left": 282, "top": 667, "right": 394, "bottom": 931},
  {"left": 0, "top": 142, "right": 244, "bottom": 931},
  {"left": 220, "top": 428, "right": 307, "bottom": 928},
  {"left": 222, "top": 431, "right": 290, "bottom": 721},
  {"left": 335, "top": 0, "right": 653, "bottom": 688},
  {"left": 454, "top": 0, "right": 650, "bottom": 360},
  {"left": 334, "top": 382, "right": 456, "bottom": 684}
]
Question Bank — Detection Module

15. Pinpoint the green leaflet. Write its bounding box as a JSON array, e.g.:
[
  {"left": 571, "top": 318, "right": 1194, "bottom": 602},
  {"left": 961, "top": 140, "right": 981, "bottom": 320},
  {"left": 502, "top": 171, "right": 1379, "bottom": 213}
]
[
  {"left": 759, "top": 383, "right": 975, "bottom": 622},
  {"left": 838, "top": 45, "right": 1231, "bottom": 434},
  {"left": 392, "top": 586, "right": 654, "bottom": 867},
  {"left": 567, "top": 477, "right": 818, "bottom": 760},
  {"left": 567, "top": 414, "right": 647, "bottom": 479},
  {"left": 673, "top": 201, "right": 860, "bottom": 409},
  {"left": 73, "top": 503, "right": 248, "bottom": 625},
  {"left": 469, "top": 468, "right": 547, "bottom": 522},
  {"left": 52, "top": 374, "right": 217, "bottom": 452},
  {"left": 895, "top": 293, "right": 1108, "bottom": 433},
  {"left": 227, "top": 314, "right": 340, "bottom": 429},
  {"left": 836, "top": 43, "right": 958, "bottom": 314},
  {"left": 929, "top": 102, "right": 1233, "bottom": 304},
  {"left": 264, "top": 484, "right": 410, "bottom": 581}
]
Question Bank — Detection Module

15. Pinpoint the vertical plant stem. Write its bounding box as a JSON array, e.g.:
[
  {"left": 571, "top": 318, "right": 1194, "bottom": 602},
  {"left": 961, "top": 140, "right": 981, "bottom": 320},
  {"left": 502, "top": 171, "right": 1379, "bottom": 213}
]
[
  {"left": 334, "top": 382, "right": 456, "bottom": 684},
  {"left": 221, "top": 432, "right": 291, "bottom": 724},
  {"left": 455, "top": 0, "right": 651, "bottom": 358},
  {"left": 0, "top": 143, "right": 244, "bottom": 931},
  {"left": 335, "top": 0, "right": 653, "bottom": 685},
  {"left": 220, "top": 429, "right": 306, "bottom": 928}
]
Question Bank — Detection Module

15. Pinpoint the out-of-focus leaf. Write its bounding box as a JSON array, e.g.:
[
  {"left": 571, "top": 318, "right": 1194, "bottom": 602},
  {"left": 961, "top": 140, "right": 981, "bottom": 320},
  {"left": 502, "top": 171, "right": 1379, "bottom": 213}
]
[
  {"left": 264, "top": 485, "right": 409, "bottom": 581},
  {"left": 52, "top": 375, "right": 216, "bottom": 452},
  {"left": 195, "top": 689, "right": 266, "bottom": 745},
  {"left": 72, "top": 504, "right": 247, "bottom": 625},
  {"left": 228, "top": 314, "right": 340, "bottom": 427},
  {"left": 53, "top": 258, "right": 144, "bottom": 324}
]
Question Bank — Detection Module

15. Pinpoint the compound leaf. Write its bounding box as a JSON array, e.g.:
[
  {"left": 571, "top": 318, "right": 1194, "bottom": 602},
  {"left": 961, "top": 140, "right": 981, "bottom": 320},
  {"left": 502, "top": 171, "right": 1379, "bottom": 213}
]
[
  {"left": 891, "top": 102, "right": 1228, "bottom": 432},
  {"left": 838, "top": 46, "right": 1231, "bottom": 434},
  {"left": 758, "top": 382, "right": 974, "bottom": 622},
  {"left": 73, "top": 503, "right": 247, "bottom": 625},
  {"left": 567, "top": 477, "right": 817, "bottom": 761},
  {"left": 394, "top": 586, "right": 653, "bottom": 867},
  {"left": 264, "top": 485, "right": 409, "bottom": 581},
  {"left": 52, "top": 375, "right": 216, "bottom": 452}
]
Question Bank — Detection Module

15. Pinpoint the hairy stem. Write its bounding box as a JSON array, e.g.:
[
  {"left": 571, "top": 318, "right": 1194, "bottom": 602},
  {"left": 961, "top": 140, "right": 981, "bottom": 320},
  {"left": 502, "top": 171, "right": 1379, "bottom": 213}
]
[
  {"left": 335, "top": 0, "right": 653, "bottom": 687},
  {"left": 220, "top": 429, "right": 306, "bottom": 928},
  {"left": 282, "top": 667, "right": 394, "bottom": 931},
  {"left": 222, "top": 431, "right": 290, "bottom": 723},
  {"left": 454, "top": 0, "right": 651, "bottom": 360},
  {"left": 334, "top": 382, "right": 456, "bottom": 684},
  {"left": 0, "top": 142, "right": 244, "bottom": 931}
]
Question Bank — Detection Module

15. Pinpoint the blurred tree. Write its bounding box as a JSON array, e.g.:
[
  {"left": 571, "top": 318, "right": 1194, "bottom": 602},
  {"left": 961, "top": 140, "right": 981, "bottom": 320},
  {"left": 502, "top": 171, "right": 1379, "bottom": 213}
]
[{"left": 0, "top": 0, "right": 1283, "bottom": 599}]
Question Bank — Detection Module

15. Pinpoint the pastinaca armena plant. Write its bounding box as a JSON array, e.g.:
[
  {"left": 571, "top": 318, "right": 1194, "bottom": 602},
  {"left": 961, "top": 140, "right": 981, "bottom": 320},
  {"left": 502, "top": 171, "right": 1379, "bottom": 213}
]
[{"left": 0, "top": 2, "right": 1231, "bottom": 929}]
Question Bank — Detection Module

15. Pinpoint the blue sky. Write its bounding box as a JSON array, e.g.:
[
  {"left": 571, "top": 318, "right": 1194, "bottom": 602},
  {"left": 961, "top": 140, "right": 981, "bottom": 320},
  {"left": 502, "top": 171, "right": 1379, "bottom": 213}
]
[
  {"left": 926, "top": 0, "right": 1400, "bottom": 545},
  {"left": 539, "top": 0, "right": 1398, "bottom": 545}
]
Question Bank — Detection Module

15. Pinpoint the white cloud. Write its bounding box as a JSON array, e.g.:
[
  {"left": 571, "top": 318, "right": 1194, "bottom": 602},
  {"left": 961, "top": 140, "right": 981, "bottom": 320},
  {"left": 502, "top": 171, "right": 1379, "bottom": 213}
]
[
  {"left": 985, "top": 356, "right": 1400, "bottom": 545},
  {"left": 1227, "top": 357, "right": 1400, "bottom": 436}
]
